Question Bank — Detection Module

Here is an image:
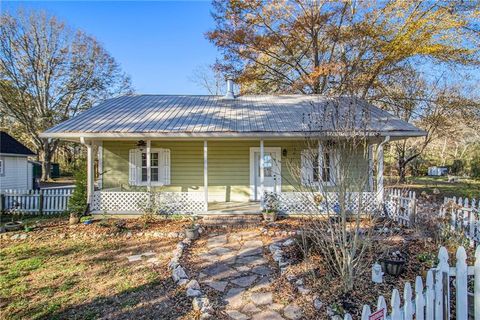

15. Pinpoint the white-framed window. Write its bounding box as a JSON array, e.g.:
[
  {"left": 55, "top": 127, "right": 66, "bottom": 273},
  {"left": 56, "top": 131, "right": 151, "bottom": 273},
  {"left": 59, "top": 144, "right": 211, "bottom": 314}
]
[
  {"left": 0, "top": 159, "right": 4, "bottom": 175},
  {"left": 128, "top": 148, "right": 170, "bottom": 186},
  {"left": 301, "top": 147, "right": 335, "bottom": 186}
]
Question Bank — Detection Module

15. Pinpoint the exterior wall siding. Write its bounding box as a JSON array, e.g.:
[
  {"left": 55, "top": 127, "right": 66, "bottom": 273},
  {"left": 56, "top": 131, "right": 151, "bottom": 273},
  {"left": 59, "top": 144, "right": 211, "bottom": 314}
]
[
  {"left": 101, "top": 140, "right": 369, "bottom": 202},
  {"left": 0, "top": 156, "right": 30, "bottom": 191}
]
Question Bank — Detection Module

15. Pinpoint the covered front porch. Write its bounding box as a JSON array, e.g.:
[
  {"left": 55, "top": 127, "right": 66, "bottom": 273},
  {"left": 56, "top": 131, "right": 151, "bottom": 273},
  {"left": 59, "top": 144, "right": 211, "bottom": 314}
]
[{"left": 84, "top": 137, "right": 389, "bottom": 216}]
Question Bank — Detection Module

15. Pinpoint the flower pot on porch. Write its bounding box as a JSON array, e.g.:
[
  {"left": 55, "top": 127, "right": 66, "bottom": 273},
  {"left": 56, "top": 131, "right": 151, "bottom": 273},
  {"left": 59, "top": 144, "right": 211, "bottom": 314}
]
[{"left": 185, "top": 227, "right": 199, "bottom": 240}]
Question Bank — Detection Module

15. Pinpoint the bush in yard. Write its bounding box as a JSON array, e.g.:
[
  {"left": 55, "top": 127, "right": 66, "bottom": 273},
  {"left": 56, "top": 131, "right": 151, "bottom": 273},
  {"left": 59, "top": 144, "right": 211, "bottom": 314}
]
[
  {"left": 470, "top": 152, "right": 480, "bottom": 178},
  {"left": 68, "top": 162, "right": 87, "bottom": 223}
]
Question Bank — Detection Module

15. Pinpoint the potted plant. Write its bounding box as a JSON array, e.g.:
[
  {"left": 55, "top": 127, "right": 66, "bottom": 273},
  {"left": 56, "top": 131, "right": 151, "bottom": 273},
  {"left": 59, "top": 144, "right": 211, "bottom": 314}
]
[
  {"left": 262, "top": 210, "right": 277, "bottom": 222},
  {"left": 262, "top": 192, "right": 279, "bottom": 222},
  {"left": 379, "top": 250, "right": 406, "bottom": 276},
  {"left": 185, "top": 215, "right": 199, "bottom": 240}
]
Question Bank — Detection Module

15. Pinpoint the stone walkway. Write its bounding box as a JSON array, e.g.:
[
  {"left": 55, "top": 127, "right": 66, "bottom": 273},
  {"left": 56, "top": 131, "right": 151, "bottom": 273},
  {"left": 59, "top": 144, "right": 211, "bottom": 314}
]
[{"left": 196, "top": 230, "right": 303, "bottom": 320}]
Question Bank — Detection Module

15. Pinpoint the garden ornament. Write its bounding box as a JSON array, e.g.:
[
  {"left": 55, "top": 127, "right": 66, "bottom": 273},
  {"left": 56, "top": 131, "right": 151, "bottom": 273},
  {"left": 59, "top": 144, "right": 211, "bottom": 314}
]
[{"left": 372, "top": 262, "right": 384, "bottom": 284}]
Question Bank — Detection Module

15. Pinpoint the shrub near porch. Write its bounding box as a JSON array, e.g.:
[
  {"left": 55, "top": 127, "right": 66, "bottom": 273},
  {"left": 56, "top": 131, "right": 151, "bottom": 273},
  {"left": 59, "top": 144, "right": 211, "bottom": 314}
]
[{"left": 0, "top": 218, "right": 194, "bottom": 320}]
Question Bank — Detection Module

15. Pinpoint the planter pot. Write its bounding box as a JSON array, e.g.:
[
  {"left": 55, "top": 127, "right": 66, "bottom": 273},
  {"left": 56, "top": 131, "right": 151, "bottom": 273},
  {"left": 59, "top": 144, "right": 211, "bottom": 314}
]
[
  {"left": 185, "top": 227, "right": 199, "bottom": 240},
  {"left": 4, "top": 221, "right": 22, "bottom": 232},
  {"left": 380, "top": 259, "right": 406, "bottom": 276},
  {"left": 262, "top": 212, "right": 277, "bottom": 222}
]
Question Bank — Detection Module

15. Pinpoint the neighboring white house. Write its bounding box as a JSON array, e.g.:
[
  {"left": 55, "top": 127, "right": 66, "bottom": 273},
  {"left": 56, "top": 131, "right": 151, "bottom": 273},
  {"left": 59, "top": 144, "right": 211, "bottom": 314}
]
[{"left": 0, "top": 131, "right": 36, "bottom": 191}]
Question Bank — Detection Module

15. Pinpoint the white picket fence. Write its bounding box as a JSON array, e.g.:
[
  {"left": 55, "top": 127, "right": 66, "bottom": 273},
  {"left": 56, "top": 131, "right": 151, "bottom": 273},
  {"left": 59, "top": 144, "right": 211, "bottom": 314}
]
[
  {"left": 349, "top": 245, "right": 478, "bottom": 320},
  {"left": 384, "top": 189, "right": 416, "bottom": 227},
  {"left": 1, "top": 187, "right": 74, "bottom": 214},
  {"left": 441, "top": 196, "right": 480, "bottom": 244}
]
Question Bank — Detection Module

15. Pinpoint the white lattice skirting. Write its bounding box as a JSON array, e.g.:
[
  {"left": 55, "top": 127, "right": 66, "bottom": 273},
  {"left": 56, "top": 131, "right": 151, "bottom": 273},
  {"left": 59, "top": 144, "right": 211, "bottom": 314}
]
[
  {"left": 91, "top": 191, "right": 205, "bottom": 214},
  {"left": 268, "top": 191, "right": 379, "bottom": 215}
]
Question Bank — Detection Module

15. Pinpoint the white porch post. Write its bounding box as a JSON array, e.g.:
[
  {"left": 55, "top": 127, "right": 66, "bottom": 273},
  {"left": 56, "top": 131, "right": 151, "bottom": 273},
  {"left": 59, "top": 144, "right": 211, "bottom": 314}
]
[
  {"left": 376, "top": 136, "right": 390, "bottom": 204},
  {"left": 86, "top": 142, "right": 94, "bottom": 205},
  {"left": 204, "top": 140, "right": 208, "bottom": 212},
  {"left": 260, "top": 139, "right": 265, "bottom": 205},
  {"left": 97, "top": 141, "right": 103, "bottom": 190},
  {"left": 146, "top": 140, "right": 151, "bottom": 191},
  {"left": 368, "top": 144, "right": 374, "bottom": 192}
]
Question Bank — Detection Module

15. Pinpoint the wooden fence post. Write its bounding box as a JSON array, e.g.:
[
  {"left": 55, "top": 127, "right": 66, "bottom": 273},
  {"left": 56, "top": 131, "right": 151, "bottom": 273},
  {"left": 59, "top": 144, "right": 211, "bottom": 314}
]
[
  {"left": 404, "top": 282, "right": 413, "bottom": 320},
  {"left": 38, "top": 189, "right": 43, "bottom": 215},
  {"left": 415, "top": 276, "right": 425, "bottom": 320},
  {"left": 361, "top": 305, "right": 371, "bottom": 320},
  {"left": 426, "top": 270, "right": 435, "bottom": 320},
  {"left": 456, "top": 246, "right": 468, "bottom": 320},
  {"left": 391, "top": 289, "right": 401, "bottom": 320},
  {"left": 475, "top": 246, "right": 480, "bottom": 320}
]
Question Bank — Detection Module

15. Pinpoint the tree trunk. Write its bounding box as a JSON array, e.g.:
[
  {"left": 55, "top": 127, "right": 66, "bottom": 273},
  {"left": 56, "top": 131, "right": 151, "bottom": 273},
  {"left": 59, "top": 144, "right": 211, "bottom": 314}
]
[
  {"left": 40, "top": 140, "right": 58, "bottom": 181},
  {"left": 398, "top": 158, "right": 407, "bottom": 183}
]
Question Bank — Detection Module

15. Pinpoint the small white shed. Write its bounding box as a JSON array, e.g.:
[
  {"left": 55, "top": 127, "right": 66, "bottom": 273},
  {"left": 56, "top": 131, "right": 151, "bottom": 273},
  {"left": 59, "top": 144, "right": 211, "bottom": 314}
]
[{"left": 0, "top": 131, "right": 36, "bottom": 191}]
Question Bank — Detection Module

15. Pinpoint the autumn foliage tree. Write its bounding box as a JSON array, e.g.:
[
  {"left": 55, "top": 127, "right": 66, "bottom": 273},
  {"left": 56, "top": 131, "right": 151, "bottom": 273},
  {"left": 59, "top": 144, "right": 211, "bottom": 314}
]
[
  {"left": 0, "top": 10, "right": 132, "bottom": 180},
  {"left": 208, "top": 0, "right": 478, "bottom": 96}
]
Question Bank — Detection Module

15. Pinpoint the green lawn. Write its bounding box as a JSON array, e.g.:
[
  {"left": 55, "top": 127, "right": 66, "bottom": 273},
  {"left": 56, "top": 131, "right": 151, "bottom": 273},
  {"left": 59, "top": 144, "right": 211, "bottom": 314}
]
[
  {"left": 0, "top": 217, "right": 193, "bottom": 320},
  {"left": 387, "top": 176, "right": 480, "bottom": 199}
]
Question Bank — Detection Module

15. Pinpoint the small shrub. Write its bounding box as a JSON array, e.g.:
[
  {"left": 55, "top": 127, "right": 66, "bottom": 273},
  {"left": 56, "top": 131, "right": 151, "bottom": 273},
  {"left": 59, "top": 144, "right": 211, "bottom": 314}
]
[{"left": 68, "top": 162, "right": 88, "bottom": 217}]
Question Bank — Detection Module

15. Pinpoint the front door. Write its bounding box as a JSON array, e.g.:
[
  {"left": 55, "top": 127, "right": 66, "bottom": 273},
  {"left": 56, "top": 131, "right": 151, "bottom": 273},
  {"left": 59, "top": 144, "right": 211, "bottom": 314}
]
[{"left": 250, "top": 147, "right": 281, "bottom": 201}]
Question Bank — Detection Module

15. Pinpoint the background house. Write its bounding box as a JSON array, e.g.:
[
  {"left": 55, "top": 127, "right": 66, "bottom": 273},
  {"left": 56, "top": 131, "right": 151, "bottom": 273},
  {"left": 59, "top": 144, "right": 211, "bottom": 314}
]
[{"left": 0, "top": 131, "right": 36, "bottom": 191}]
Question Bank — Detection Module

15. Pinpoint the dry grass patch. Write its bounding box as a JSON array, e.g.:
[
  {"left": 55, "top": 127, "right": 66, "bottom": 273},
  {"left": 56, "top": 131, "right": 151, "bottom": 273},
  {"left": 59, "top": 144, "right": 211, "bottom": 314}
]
[{"left": 0, "top": 217, "right": 194, "bottom": 320}]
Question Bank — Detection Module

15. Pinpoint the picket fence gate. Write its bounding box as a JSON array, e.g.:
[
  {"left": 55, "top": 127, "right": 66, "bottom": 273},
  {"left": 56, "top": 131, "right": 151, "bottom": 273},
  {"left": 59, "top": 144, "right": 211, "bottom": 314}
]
[
  {"left": 1, "top": 187, "right": 74, "bottom": 214},
  {"left": 384, "top": 189, "right": 416, "bottom": 227},
  {"left": 348, "top": 245, "right": 479, "bottom": 320},
  {"left": 441, "top": 196, "right": 480, "bottom": 244}
]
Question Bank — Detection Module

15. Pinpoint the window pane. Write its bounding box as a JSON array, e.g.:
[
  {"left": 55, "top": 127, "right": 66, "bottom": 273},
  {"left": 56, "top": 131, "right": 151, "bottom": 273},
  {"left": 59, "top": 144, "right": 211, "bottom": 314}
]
[
  {"left": 313, "top": 155, "right": 319, "bottom": 182},
  {"left": 151, "top": 168, "right": 159, "bottom": 181},
  {"left": 141, "top": 153, "right": 147, "bottom": 166},
  {"left": 322, "top": 152, "right": 330, "bottom": 182},
  {"left": 141, "top": 168, "right": 147, "bottom": 182},
  {"left": 151, "top": 153, "right": 159, "bottom": 166},
  {"left": 258, "top": 153, "right": 273, "bottom": 177}
]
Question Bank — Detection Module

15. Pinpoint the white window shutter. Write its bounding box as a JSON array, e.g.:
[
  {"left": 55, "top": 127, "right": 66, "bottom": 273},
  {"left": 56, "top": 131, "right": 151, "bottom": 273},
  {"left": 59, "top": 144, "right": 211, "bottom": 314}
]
[
  {"left": 161, "top": 149, "right": 171, "bottom": 185},
  {"left": 128, "top": 149, "right": 137, "bottom": 185},
  {"left": 301, "top": 150, "right": 313, "bottom": 186}
]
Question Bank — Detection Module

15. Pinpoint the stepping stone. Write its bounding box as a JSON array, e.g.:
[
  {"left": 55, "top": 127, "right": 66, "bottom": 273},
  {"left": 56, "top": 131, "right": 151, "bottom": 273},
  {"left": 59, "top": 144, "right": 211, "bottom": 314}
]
[
  {"left": 252, "top": 310, "right": 284, "bottom": 320},
  {"left": 226, "top": 309, "right": 250, "bottom": 320},
  {"left": 142, "top": 251, "right": 156, "bottom": 257},
  {"left": 199, "top": 252, "right": 219, "bottom": 262},
  {"left": 243, "top": 240, "right": 263, "bottom": 248},
  {"left": 202, "top": 263, "right": 237, "bottom": 279},
  {"left": 236, "top": 255, "right": 268, "bottom": 267},
  {"left": 250, "top": 292, "right": 272, "bottom": 305},
  {"left": 210, "top": 247, "right": 235, "bottom": 256},
  {"left": 127, "top": 255, "right": 142, "bottom": 262},
  {"left": 224, "top": 287, "right": 245, "bottom": 309},
  {"left": 283, "top": 304, "right": 303, "bottom": 320},
  {"left": 235, "top": 265, "right": 252, "bottom": 272},
  {"left": 250, "top": 277, "right": 272, "bottom": 292},
  {"left": 242, "top": 302, "right": 261, "bottom": 314},
  {"left": 238, "top": 247, "right": 263, "bottom": 257},
  {"left": 204, "top": 279, "right": 228, "bottom": 292},
  {"left": 231, "top": 275, "right": 258, "bottom": 287},
  {"left": 251, "top": 265, "right": 274, "bottom": 276},
  {"left": 207, "top": 235, "right": 228, "bottom": 248}
]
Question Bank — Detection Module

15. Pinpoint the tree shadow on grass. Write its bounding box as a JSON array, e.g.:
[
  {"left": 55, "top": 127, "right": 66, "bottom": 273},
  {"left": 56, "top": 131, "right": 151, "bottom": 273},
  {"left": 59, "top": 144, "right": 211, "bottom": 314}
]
[{"left": 43, "top": 277, "right": 193, "bottom": 320}]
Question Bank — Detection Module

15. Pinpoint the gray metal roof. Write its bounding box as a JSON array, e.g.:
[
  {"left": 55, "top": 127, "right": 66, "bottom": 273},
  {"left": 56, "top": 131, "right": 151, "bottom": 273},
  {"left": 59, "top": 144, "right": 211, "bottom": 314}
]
[{"left": 42, "top": 95, "right": 425, "bottom": 139}]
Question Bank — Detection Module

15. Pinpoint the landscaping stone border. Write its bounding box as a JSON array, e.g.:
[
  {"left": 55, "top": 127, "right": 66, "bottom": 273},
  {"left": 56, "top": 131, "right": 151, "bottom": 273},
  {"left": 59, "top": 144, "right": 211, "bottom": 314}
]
[
  {"left": 168, "top": 226, "right": 214, "bottom": 319},
  {"left": 0, "top": 230, "right": 187, "bottom": 241}
]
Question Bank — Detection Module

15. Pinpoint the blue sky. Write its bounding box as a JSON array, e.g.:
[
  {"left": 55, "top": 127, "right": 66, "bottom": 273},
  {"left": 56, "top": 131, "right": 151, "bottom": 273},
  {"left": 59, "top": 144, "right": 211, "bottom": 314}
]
[{"left": 1, "top": 1, "right": 219, "bottom": 94}]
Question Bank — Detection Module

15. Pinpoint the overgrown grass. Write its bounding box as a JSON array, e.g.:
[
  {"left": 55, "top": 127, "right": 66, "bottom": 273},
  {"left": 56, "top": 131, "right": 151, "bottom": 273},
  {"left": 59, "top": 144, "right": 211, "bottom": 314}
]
[{"left": 387, "top": 176, "right": 480, "bottom": 198}]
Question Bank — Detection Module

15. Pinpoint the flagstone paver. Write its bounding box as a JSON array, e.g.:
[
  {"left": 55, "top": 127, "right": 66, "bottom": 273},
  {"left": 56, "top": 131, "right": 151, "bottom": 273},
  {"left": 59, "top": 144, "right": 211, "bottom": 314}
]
[{"left": 196, "top": 230, "right": 302, "bottom": 320}]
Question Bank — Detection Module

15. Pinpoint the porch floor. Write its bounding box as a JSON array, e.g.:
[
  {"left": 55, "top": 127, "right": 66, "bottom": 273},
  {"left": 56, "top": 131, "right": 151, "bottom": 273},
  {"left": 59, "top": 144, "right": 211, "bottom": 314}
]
[{"left": 206, "top": 201, "right": 262, "bottom": 215}]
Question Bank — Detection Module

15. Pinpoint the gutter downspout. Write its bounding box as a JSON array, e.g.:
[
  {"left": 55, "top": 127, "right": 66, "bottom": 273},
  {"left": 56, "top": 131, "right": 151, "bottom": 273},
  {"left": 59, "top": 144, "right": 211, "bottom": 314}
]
[{"left": 80, "top": 137, "right": 94, "bottom": 211}]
